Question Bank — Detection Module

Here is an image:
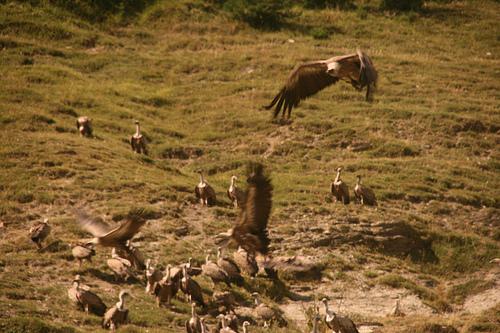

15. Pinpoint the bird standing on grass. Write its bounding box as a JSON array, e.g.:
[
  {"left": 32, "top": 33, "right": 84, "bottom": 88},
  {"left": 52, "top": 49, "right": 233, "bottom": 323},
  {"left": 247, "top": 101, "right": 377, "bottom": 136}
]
[
  {"left": 195, "top": 171, "right": 216, "bottom": 206},
  {"left": 29, "top": 218, "right": 51, "bottom": 249},
  {"left": 354, "top": 175, "right": 377, "bottom": 206},
  {"left": 102, "top": 290, "right": 132, "bottom": 331},
  {"left": 130, "top": 120, "right": 148, "bottom": 154},
  {"left": 331, "top": 167, "right": 350, "bottom": 205}
]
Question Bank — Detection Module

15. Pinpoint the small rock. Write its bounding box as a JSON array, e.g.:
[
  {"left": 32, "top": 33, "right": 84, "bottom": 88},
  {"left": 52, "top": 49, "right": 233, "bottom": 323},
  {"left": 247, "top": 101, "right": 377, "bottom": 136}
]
[{"left": 288, "top": 39, "right": 295, "bottom": 43}]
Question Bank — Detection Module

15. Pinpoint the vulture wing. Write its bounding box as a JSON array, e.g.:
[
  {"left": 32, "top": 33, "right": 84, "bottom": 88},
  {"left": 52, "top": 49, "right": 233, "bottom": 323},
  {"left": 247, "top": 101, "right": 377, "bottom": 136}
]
[
  {"left": 232, "top": 163, "right": 273, "bottom": 255},
  {"left": 265, "top": 61, "right": 339, "bottom": 118},
  {"left": 75, "top": 210, "right": 111, "bottom": 237},
  {"left": 99, "top": 209, "right": 147, "bottom": 246}
]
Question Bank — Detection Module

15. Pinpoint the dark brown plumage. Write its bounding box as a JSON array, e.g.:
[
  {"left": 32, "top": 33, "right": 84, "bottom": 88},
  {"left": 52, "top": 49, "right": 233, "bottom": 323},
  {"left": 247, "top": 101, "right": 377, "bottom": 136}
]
[
  {"left": 322, "top": 298, "right": 359, "bottom": 333},
  {"left": 145, "top": 259, "right": 163, "bottom": 295},
  {"left": 217, "top": 247, "right": 243, "bottom": 285},
  {"left": 181, "top": 266, "right": 205, "bottom": 307},
  {"left": 155, "top": 265, "right": 178, "bottom": 307},
  {"left": 212, "top": 291, "right": 236, "bottom": 314},
  {"left": 76, "top": 116, "right": 92, "bottom": 137},
  {"left": 215, "top": 163, "right": 272, "bottom": 256},
  {"left": 29, "top": 218, "right": 51, "bottom": 249},
  {"left": 354, "top": 175, "right": 377, "bottom": 206},
  {"left": 69, "top": 276, "right": 107, "bottom": 316},
  {"left": 115, "top": 240, "right": 146, "bottom": 270},
  {"left": 130, "top": 120, "right": 148, "bottom": 155},
  {"left": 265, "top": 49, "right": 377, "bottom": 119},
  {"left": 201, "top": 254, "right": 229, "bottom": 286},
  {"left": 195, "top": 172, "right": 216, "bottom": 206},
  {"left": 74, "top": 208, "right": 147, "bottom": 250},
  {"left": 331, "top": 167, "right": 350, "bottom": 205}
]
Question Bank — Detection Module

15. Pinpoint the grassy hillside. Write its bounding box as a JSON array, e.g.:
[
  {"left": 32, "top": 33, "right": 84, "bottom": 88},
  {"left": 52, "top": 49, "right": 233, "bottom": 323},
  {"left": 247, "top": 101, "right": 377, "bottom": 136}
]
[{"left": 0, "top": 0, "right": 499, "bottom": 332}]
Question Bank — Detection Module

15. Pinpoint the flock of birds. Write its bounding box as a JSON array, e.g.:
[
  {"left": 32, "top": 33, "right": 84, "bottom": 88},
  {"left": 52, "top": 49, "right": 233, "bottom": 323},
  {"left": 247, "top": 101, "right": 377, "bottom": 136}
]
[{"left": 27, "top": 50, "right": 379, "bottom": 332}]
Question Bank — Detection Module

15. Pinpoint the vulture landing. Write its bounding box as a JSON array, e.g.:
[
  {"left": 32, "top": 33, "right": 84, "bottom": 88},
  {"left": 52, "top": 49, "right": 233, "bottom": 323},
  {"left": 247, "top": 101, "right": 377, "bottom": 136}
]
[
  {"left": 265, "top": 49, "right": 377, "bottom": 120},
  {"left": 215, "top": 162, "right": 272, "bottom": 257},
  {"left": 74, "top": 208, "right": 147, "bottom": 250}
]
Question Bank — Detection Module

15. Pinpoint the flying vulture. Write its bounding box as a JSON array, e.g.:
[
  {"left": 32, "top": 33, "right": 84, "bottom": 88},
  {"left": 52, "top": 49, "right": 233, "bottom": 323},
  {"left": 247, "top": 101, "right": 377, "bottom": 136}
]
[
  {"left": 265, "top": 49, "right": 377, "bottom": 120},
  {"left": 74, "top": 208, "right": 147, "bottom": 250}
]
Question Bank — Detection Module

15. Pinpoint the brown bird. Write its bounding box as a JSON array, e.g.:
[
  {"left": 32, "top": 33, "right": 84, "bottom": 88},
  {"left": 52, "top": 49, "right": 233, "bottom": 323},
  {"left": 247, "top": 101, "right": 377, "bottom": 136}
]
[
  {"left": 252, "top": 292, "right": 278, "bottom": 328},
  {"left": 185, "top": 302, "right": 202, "bottom": 333},
  {"left": 130, "top": 120, "right": 148, "bottom": 154},
  {"left": 145, "top": 259, "right": 163, "bottom": 295},
  {"left": 201, "top": 254, "right": 229, "bottom": 287},
  {"left": 155, "top": 265, "right": 178, "bottom": 307},
  {"left": 194, "top": 171, "right": 216, "bottom": 206},
  {"left": 102, "top": 290, "right": 131, "bottom": 331},
  {"left": 242, "top": 321, "right": 251, "bottom": 333},
  {"left": 68, "top": 275, "right": 107, "bottom": 316},
  {"left": 72, "top": 243, "right": 96, "bottom": 268},
  {"left": 76, "top": 116, "right": 92, "bottom": 137},
  {"left": 29, "top": 218, "right": 51, "bottom": 249},
  {"left": 322, "top": 298, "right": 359, "bottom": 333},
  {"left": 217, "top": 314, "right": 238, "bottom": 333},
  {"left": 115, "top": 240, "right": 146, "bottom": 270},
  {"left": 215, "top": 163, "right": 272, "bottom": 257},
  {"left": 181, "top": 265, "right": 205, "bottom": 307},
  {"left": 331, "top": 167, "right": 350, "bottom": 205},
  {"left": 107, "top": 248, "right": 135, "bottom": 282},
  {"left": 217, "top": 247, "right": 243, "bottom": 285},
  {"left": 227, "top": 175, "right": 245, "bottom": 209},
  {"left": 265, "top": 49, "right": 377, "bottom": 120},
  {"left": 233, "top": 247, "right": 258, "bottom": 278},
  {"left": 212, "top": 291, "right": 236, "bottom": 314},
  {"left": 74, "top": 208, "right": 147, "bottom": 250},
  {"left": 184, "top": 257, "right": 203, "bottom": 277},
  {"left": 354, "top": 175, "right": 377, "bottom": 206}
]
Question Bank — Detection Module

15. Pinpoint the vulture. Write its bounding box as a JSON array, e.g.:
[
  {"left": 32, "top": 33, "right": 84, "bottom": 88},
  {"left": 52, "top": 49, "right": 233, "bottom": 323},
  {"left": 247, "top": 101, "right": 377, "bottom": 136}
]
[
  {"left": 216, "top": 247, "right": 243, "bottom": 285},
  {"left": 183, "top": 257, "right": 203, "bottom": 276},
  {"left": 155, "top": 265, "right": 178, "bottom": 307},
  {"left": 68, "top": 275, "right": 106, "bottom": 316},
  {"left": 76, "top": 116, "right": 92, "bottom": 137},
  {"left": 130, "top": 120, "right": 148, "bottom": 155},
  {"left": 212, "top": 291, "right": 236, "bottom": 314},
  {"left": 217, "top": 314, "right": 238, "bottom": 333},
  {"left": 200, "top": 317, "right": 209, "bottom": 333},
  {"left": 145, "top": 259, "right": 163, "bottom": 295},
  {"left": 185, "top": 303, "right": 202, "bottom": 333},
  {"left": 181, "top": 265, "right": 205, "bottom": 307},
  {"left": 242, "top": 321, "right": 251, "bottom": 333},
  {"left": 233, "top": 247, "right": 258, "bottom": 278},
  {"left": 265, "top": 49, "right": 377, "bottom": 120},
  {"left": 215, "top": 162, "right": 272, "bottom": 258},
  {"left": 74, "top": 208, "right": 147, "bottom": 251},
  {"left": 107, "top": 248, "right": 135, "bottom": 282},
  {"left": 354, "top": 175, "right": 377, "bottom": 206},
  {"left": 102, "top": 290, "right": 131, "bottom": 331},
  {"left": 29, "top": 218, "right": 51, "bottom": 249},
  {"left": 201, "top": 254, "right": 229, "bottom": 287},
  {"left": 252, "top": 292, "right": 278, "bottom": 328},
  {"left": 115, "top": 240, "right": 146, "bottom": 270},
  {"left": 321, "top": 298, "right": 359, "bottom": 333},
  {"left": 227, "top": 175, "right": 245, "bottom": 208},
  {"left": 331, "top": 167, "right": 350, "bottom": 205},
  {"left": 194, "top": 171, "right": 216, "bottom": 206},
  {"left": 71, "top": 243, "right": 96, "bottom": 268},
  {"left": 391, "top": 299, "right": 405, "bottom": 317}
]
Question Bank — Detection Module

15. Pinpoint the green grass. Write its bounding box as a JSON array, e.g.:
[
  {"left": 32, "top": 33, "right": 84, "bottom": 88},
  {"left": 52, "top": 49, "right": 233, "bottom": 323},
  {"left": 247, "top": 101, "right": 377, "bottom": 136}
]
[{"left": 0, "top": 0, "right": 499, "bottom": 332}]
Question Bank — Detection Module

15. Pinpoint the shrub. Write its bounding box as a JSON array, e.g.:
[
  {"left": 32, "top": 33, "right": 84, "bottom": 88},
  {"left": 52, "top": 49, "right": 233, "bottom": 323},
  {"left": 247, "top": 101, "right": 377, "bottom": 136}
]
[
  {"left": 303, "top": 0, "right": 355, "bottom": 10},
  {"left": 310, "top": 27, "right": 329, "bottom": 39},
  {"left": 380, "top": 0, "right": 423, "bottom": 11},
  {"left": 223, "top": 0, "right": 293, "bottom": 29}
]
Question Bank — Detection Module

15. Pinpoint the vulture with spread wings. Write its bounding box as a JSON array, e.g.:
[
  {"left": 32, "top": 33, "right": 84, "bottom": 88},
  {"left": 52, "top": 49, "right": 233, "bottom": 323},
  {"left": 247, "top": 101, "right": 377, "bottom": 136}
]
[
  {"left": 74, "top": 208, "right": 147, "bottom": 250},
  {"left": 215, "top": 163, "right": 272, "bottom": 256},
  {"left": 265, "top": 49, "right": 378, "bottom": 120}
]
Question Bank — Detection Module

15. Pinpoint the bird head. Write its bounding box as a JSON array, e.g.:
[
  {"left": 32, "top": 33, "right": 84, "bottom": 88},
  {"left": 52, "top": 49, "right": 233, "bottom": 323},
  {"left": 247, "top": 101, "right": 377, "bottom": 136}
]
[
  {"left": 231, "top": 175, "right": 237, "bottom": 181},
  {"left": 337, "top": 167, "right": 343, "bottom": 172},
  {"left": 119, "top": 290, "right": 132, "bottom": 300},
  {"left": 134, "top": 120, "right": 139, "bottom": 125},
  {"left": 243, "top": 321, "right": 250, "bottom": 327},
  {"left": 321, "top": 297, "right": 328, "bottom": 305},
  {"left": 43, "top": 218, "right": 49, "bottom": 224}
]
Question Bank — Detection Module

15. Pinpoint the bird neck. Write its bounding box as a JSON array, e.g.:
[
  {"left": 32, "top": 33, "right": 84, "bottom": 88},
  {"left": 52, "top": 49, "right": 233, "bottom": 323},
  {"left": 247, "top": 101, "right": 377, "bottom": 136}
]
[
  {"left": 335, "top": 170, "right": 341, "bottom": 182},
  {"left": 254, "top": 297, "right": 260, "bottom": 306},
  {"left": 205, "top": 254, "right": 210, "bottom": 264},
  {"left": 191, "top": 304, "right": 196, "bottom": 317},
  {"left": 357, "top": 177, "right": 361, "bottom": 185},
  {"left": 117, "top": 294, "right": 126, "bottom": 310},
  {"left": 323, "top": 301, "right": 332, "bottom": 315},
  {"left": 230, "top": 177, "right": 235, "bottom": 188},
  {"left": 243, "top": 325, "right": 248, "bottom": 333},
  {"left": 135, "top": 123, "right": 141, "bottom": 136},
  {"left": 221, "top": 317, "right": 227, "bottom": 328}
]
